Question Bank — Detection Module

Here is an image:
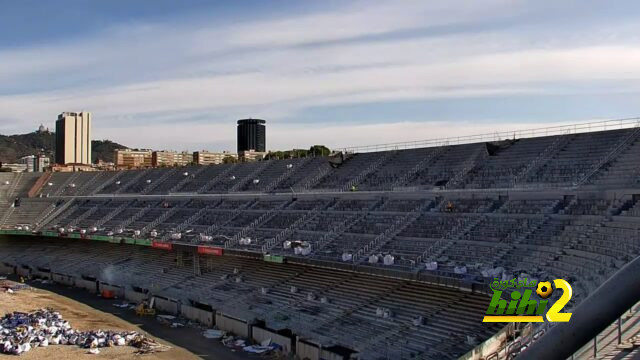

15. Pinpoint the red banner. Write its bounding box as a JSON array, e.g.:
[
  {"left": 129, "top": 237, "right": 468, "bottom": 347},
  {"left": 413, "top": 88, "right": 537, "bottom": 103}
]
[
  {"left": 152, "top": 241, "right": 173, "bottom": 251},
  {"left": 197, "top": 246, "right": 223, "bottom": 256}
]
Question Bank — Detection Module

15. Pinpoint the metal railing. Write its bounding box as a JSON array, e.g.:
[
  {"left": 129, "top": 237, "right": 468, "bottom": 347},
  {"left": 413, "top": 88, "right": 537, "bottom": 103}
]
[
  {"left": 339, "top": 117, "right": 640, "bottom": 154},
  {"left": 570, "top": 303, "right": 640, "bottom": 359}
]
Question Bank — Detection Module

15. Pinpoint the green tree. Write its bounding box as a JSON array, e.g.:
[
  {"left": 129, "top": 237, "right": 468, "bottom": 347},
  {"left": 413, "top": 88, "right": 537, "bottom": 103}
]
[
  {"left": 222, "top": 155, "right": 238, "bottom": 164},
  {"left": 263, "top": 145, "right": 331, "bottom": 160},
  {"left": 309, "top": 145, "right": 331, "bottom": 157}
]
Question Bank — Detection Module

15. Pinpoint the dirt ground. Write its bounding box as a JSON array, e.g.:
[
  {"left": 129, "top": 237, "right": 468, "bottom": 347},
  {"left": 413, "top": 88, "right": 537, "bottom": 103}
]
[{"left": 0, "top": 286, "right": 198, "bottom": 360}]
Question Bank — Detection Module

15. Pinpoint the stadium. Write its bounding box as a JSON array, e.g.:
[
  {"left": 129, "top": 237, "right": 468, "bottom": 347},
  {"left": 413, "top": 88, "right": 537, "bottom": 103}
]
[{"left": 1, "top": 118, "right": 640, "bottom": 359}]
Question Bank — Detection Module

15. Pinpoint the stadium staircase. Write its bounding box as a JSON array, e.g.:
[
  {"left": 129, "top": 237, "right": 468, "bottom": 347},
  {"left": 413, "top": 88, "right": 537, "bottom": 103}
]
[
  {"left": 169, "top": 166, "right": 207, "bottom": 193},
  {"left": 118, "top": 204, "right": 153, "bottom": 230},
  {"left": 41, "top": 201, "right": 80, "bottom": 229},
  {"left": 115, "top": 168, "right": 152, "bottom": 194},
  {"left": 312, "top": 211, "right": 369, "bottom": 253},
  {"left": 159, "top": 206, "right": 213, "bottom": 241},
  {"left": 0, "top": 206, "right": 14, "bottom": 229},
  {"left": 354, "top": 200, "right": 434, "bottom": 263},
  {"left": 141, "top": 168, "right": 178, "bottom": 194},
  {"left": 344, "top": 150, "right": 397, "bottom": 191},
  {"left": 74, "top": 171, "right": 105, "bottom": 195},
  {"left": 33, "top": 200, "right": 73, "bottom": 231},
  {"left": 198, "top": 165, "right": 237, "bottom": 193},
  {"left": 574, "top": 127, "right": 640, "bottom": 187},
  {"left": 140, "top": 207, "right": 179, "bottom": 235},
  {"left": 53, "top": 172, "right": 80, "bottom": 196},
  {"left": 229, "top": 160, "right": 271, "bottom": 193},
  {"left": 176, "top": 207, "right": 209, "bottom": 232},
  {"left": 92, "top": 201, "right": 131, "bottom": 229},
  {"left": 202, "top": 199, "right": 258, "bottom": 236},
  {"left": 67, "top": 204, "right": 100, "bottom": 228},
  {"left": 261, "top": 200, "right": 335, "bottom": 252},
  {"left": 297, "top": 161, "right": 335, "bottom": 191},
  {"left": 90, "top": 171, "right": 125, "bottom": 195},
  {"left": 225, "top": 200, "right": 293, "bottom": 248},
  {"left": 512, "top": 133, "right": 573, "bottom": 186},
  {"left": 27, "top": 172, "right": 51, "bottom": 198},
  {"left": 7, "top": 173, "right": 23, "bottom": 199},
  {"left": 263, "top": 156, "right": 314, "bottom": 192},
  {"left": 444, "top": 145, "right": 489, "bottom": 189},
  {"left": 391, "top": 146, "right": 448, "bottom": 189}
]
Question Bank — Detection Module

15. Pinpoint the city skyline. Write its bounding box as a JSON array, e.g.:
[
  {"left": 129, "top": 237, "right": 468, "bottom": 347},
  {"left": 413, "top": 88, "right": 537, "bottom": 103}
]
[{"left": 1, "top": 1, "right": 640, "bottom": 151}]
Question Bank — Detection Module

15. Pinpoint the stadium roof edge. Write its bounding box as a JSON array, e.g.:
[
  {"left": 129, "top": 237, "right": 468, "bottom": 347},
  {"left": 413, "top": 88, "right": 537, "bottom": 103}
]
[{"left": 339, "top": 117, "right": 640, "bottom": 153}]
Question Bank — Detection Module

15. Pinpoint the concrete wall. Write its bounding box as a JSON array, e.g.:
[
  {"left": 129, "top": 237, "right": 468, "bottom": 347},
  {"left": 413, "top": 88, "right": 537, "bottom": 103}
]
[
  {"left": 252, "top": 327, "right": 293, "bottom": 353},
  {"left": 459, "top": 324, "right": 512, "bottom": 360},
  {"left": 51, "top": 273, "right": 75, "bottom": 286},
  {"left": 215, "top": 313, "right": 250, "bottom": 338},
  {"left": 75, "top": 278, "right": 98, "bottom": 294},
  {"left": 296, "top": 339, "right": 320, "bottom": 360},
  {"left": 124, "top": 289, "right": 148, "bottom": 303},
  {"left": 153, "top": 296, "right": 179, "bottom": 315},
  {"left": 31, "top": 270, "right": 52, "bottom": 280},
  {"left": 320, "top": 349, "right": 348, "bottom": 360},
  {"left": 99, "top": 283, "right": 125, "bottom": 298},
  {"left": 0, "top": 263, "right": 15, "bottom": 274},
  {"left": 180, "top": 304, "right": 214, "bottom": 327}
]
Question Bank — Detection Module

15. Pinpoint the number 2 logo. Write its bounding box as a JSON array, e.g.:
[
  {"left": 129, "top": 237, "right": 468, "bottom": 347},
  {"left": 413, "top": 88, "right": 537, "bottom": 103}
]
[{"left": 546, "top": 279, "right": 573, "bottom": 322}]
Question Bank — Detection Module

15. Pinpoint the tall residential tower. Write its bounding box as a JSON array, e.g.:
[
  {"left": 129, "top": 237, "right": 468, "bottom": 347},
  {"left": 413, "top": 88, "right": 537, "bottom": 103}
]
[
  {"left": 237, "top": 119, "right": 266, "bottom": 153},
  {"left": 55, "top": 112, "right": 92, "bottom": 165}
]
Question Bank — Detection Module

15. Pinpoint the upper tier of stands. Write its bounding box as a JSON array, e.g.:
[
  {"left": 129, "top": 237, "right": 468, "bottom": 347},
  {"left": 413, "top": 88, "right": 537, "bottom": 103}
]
[{"left": 24, "top": 127, "right": 640, "bottom": 198}]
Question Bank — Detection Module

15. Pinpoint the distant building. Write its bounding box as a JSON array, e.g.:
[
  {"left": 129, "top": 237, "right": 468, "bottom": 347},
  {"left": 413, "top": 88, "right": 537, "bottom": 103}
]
[
  {"left": 238, "top": 150, "right": 267, "bottom": 162},
  {"left": 193, "top": 151, "right": 237, "bottom": 165},
  {"left": 114, "top": 149, "right": 152, "bottom": 169},
  {"left": 55, "top": 112, "right": 92, "bottom": 165},
  {"left": 152, "top": 151, "right": 192, "bottom": 167},
  {"left": 35, "top": 155, "right": 50, "bottom": 172},
  {"left": 50, "top": 164, "right": 96, "bottom": 172},
  {"left": 0, "top": 163, "right": 27, "bottom": 172},
  {"left": 37, "top": 124, "right": 50, "bottom": 133},
  {"left": 18, "top": 156, "right": 36, "bottom": 172},
  {"left": 18, "top": 155, "right": 50, "bottom": 172},
  {"left": 237, "top": 119, "right": 266, "bottom": 153},
  {"left": 95, "top": 159, "right": 115, "bottom": 171}
]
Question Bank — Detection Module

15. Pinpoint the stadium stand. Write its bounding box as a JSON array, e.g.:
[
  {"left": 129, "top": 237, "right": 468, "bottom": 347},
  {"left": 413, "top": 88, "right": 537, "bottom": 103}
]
[{"left": 2, "top": 123, "right": 640, "bottom": 359}]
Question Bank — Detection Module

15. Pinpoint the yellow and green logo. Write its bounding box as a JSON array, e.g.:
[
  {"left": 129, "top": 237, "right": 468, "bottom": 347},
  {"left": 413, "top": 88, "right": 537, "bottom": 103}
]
[{"left": 482, "top": 278, "right": 573, "bottom": 323}]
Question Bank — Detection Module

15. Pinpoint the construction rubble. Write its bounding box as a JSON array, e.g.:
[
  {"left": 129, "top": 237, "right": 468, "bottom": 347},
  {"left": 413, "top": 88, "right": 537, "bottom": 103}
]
[
  {"left": 0, "top": 308, "right": 170, "bottom": 355},
  {"left": 206, "top": 330, "right": 282, "bottom": 355},
  {"left": 0, "top": 280, "right": 29, "bottom": 293}
]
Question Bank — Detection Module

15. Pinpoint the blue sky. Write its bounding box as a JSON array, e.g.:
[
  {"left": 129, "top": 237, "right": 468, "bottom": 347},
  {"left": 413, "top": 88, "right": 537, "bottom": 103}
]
[{"left": 1, "top": 0, "right": 640, "bottom": 151}]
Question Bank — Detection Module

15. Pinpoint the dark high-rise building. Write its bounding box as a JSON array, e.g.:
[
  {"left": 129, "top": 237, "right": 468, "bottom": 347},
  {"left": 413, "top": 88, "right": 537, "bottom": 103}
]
[{"left": 237, "top": 119, "right": 266, "bottom": 153}]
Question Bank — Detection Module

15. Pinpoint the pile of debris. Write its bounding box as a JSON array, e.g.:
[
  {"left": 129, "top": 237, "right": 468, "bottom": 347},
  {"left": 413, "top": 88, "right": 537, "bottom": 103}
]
[
  {"left": 0, "top": 308, "right": 169, "bottom": 355},
  {"left": 0, "top": 280, "right": 29, "bottom": 293},
  {"left": 214, "top": 331, "right": 281, "bottom": 355}
]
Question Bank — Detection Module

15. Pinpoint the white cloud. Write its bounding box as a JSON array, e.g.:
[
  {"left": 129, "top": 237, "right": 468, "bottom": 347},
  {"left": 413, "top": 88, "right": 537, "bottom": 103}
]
[
  {"left": 1, "top": 0, "right": 640, "bottom": 150},
  {"left": 219, "top": 0, "right": 528, "bottom": 47}
]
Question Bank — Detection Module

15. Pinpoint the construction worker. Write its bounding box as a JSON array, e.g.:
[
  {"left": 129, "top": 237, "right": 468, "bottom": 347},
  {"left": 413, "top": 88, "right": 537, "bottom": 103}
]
[{"left": 446, "top": 201, "right": 454, "bottom": 213}]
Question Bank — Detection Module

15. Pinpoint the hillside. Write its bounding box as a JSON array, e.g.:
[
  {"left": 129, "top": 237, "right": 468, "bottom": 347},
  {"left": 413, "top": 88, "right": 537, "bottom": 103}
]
[
  {"left": 0, "top": 131, "right": 127, "bottom": 164},
  {"left": 90, "top": 139, "right": 127, "bottom": 163}
]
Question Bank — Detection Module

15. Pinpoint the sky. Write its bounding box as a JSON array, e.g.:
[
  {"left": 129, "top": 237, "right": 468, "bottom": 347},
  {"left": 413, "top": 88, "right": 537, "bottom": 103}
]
[{"left": 1, "top": 0, "right": 640, "bottom": 152}]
